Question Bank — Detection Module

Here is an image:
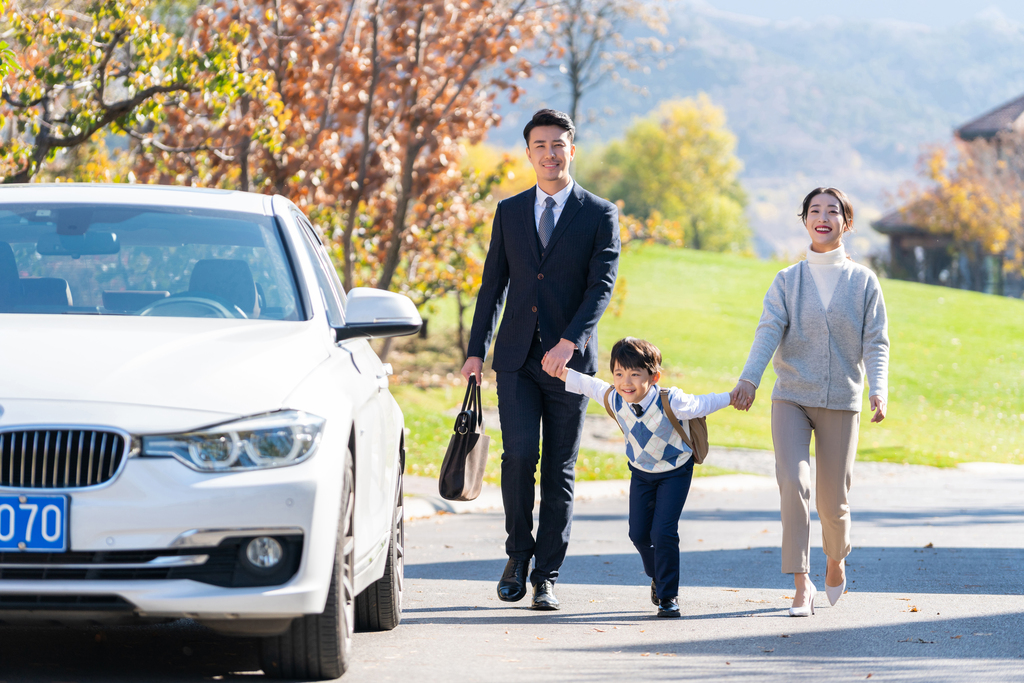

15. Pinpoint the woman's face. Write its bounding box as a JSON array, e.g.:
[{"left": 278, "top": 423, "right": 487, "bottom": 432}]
[{"left": 804, "top": 193, "right": 847, "bottom": 253}]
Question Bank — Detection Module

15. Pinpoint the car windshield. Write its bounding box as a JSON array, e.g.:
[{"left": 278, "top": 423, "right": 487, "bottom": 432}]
[{"left": 0, "top": 204, "right": 302, "bottom": 320}]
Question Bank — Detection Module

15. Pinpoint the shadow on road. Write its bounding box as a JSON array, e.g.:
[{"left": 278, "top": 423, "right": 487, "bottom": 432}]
[
  {"left": 407, "top": 547, "right": 1024, "bottom": 596},
  {"left": 0, "top": 620, "right": 262, "bottom": 682}
]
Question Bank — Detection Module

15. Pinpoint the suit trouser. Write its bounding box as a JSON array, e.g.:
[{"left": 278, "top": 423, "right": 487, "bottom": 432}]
[
  {"left": 496, "top": 336, "right": 589, "bottom": 585},
  {"left": 628, "top": 460, "right": 695, "bottom": 600},
  {"left": 771, "top": 400, "right": 860, "bottom": 574}
]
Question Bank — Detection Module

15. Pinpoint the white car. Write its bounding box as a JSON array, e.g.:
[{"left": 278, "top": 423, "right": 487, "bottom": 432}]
[{"left": 0, "top": 184, "right": 419, "bottom": 679}]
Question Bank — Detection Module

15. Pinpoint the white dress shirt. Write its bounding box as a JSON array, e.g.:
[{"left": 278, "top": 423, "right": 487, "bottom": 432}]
[
  {"left": 534, "top": 178, "right": 575, "bottom": 233},
  {"left": 564, "top": 369, "right": 731, "bottom": 421}
]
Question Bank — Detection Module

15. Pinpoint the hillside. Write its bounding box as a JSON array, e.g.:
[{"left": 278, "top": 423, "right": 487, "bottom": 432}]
[
  {"left": 394, "top": 245, "right": 1024, "bottom": 480},
  {"left": 489, "top": 3, "right": 1024, "bottom": 258}
]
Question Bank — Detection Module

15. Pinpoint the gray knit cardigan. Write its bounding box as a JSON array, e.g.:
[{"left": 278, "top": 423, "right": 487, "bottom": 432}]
[{"left": 739, "top": 260, "right": 889, "bottom": 411}]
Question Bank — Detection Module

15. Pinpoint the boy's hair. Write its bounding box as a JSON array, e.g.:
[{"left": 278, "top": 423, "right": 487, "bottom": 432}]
[
  {"left": 523, "top": 108, "right": 575, "bottom": 145},
  {"left": 610, "top": 337, "right": 662, "bottom": 375}
]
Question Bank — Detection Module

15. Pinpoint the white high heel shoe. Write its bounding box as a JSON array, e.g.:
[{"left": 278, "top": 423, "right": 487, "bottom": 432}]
[
  {"left": 788, "top": 584, "right": 816, "bottom": 617},
  {"left": 826, "top": 560, "right": 846, "bottom": 606}
]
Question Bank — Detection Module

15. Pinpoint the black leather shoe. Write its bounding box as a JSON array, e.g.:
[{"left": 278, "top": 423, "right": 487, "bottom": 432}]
[
  {"left": 657, "top": 597, "right": 680, "bottom": 618},
  {"left": 497, "top": 558, "right": 529, "bottom": 602},
  {"left": 651, "top": 580, "right": 658, "bottom": 606},
  {"left": 531, "top": 580, "right": 560, "bottom": 610}
]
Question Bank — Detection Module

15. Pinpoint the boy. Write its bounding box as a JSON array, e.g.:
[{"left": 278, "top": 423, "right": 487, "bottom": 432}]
[{"left": 558, "top": 337, "right": 731, "bottom": 617}]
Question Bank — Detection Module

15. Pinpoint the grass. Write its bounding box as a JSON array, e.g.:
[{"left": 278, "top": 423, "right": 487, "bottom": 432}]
[{"left": 391, "top": 243, "right": 1024, "bottom": 480}]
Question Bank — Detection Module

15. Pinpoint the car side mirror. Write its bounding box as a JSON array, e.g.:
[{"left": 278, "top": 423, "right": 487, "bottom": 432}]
[{"left": 332, "top": 288, "right": 422, "bottom": 342}]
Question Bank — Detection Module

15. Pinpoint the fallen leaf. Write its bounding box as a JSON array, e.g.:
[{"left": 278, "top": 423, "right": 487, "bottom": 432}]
[
  {"left": 866, "top": 674, "right": 873, "bottom": 679},
  {"left": 698, "top": 539, "right": 704, "bottom": 542},
  {"left": 660, "top": 653, "right": 676, "bottom": 657},
  {"left": 951, "top": 635, "right": 962, "bottom": 639},
  {"left": 641, "top": 653, "right": 650, "bottom": 657},
  {"left": 746, "top": 599, "right": 768, "bottom": 603},
  {"left": 725, "top": 662, "right": 731, "bottom": 665},
  {"left": 910, "top": 606, "right": 919, "bottom": 612},
  {"left": 444, "top": 544, "right": 453, "bottom": 548},
  {"left": 593, "top": 628, "right": 606, "bottom": 633},
  {"left": 924, "top": 542, "right": 934, "bottom": 548},
  {"left": 762, "top": 648, "right": 774, "bottom": 653},
  {"left": 722, "top": 589, "right": 740, "bottom": 592},
  {"left": 783, "top": 595, "right": 794, "bottom": 599},
  {"left": 780, "top": 634, "right": 790, "bottom": 638},
  {"left": 536, "top": 636, "right": 544, "bottom": 640},
  {"left": 897, "top": 597, "right": 910, "bottom": 601}
]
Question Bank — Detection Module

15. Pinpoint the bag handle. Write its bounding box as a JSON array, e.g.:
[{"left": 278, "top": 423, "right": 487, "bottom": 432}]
[
  {"left": 659, "top": 389, "right": 694, "bottom": 450},
  {"left": 604, "top": 386, "right": 624, "bottom": 435},
  {"left": 456, "top": 377, "right": 483, "bottom": 434}
]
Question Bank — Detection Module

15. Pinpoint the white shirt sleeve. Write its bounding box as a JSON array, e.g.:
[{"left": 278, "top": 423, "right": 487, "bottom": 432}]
[
  {"left": 564, "top": 369, "right": 613, "bottom": 404},
  {"left": 666, "top": 387, "right": 731, "bottom": 420}
]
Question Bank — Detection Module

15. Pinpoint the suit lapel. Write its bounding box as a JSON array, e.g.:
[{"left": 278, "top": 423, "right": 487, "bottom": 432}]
[
  {"left": 520, "top": 188, "right": 541, "bottom": 265},
  {"left": 541, "top": 183, "right": 584, "bottom": 264}
]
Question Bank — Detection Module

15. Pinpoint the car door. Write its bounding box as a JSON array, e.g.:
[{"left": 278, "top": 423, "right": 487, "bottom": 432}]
[{"left": 291, "top": 212, "right": 394, "bottom": 562}]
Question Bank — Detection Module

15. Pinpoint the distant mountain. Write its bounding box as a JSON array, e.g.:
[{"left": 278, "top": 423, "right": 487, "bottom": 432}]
[{"left": 490, "top": 3, "right": 1024, "bottom": 258}]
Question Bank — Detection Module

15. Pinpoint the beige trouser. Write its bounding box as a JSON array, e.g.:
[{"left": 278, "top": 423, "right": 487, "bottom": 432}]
[{"left": 771, "top": 400, "right": 860, "bottom": 574}]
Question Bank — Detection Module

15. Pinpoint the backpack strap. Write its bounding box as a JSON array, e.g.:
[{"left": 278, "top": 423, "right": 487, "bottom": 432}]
[
  {"left": 659, "top": 389, "right": 693, "bottom": 448},
  {"left": 603, "top": 386, "right": 624, "bottom": 435}
]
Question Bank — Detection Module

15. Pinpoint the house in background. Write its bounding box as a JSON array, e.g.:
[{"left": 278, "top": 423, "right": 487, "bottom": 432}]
[{"left": 872, "top": 93, "right": 1024, "bottom": 298}]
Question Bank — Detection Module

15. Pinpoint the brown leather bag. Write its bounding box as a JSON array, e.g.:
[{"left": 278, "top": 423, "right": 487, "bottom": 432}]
[
  {"left": 438, "top": 377, "right": 490, "bottom": 500},
  {"left": 602, "top": 387, "right": 710, "bottom": 464}
]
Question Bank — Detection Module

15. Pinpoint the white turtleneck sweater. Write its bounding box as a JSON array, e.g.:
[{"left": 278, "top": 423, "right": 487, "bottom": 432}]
[{"left": 805, "top": 244, "right": 847, "bottom": 309}]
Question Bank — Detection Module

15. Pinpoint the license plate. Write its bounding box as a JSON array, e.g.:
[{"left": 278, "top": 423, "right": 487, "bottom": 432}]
[{"left": 0, "top": 495, "right": 68, "bottom": 552}]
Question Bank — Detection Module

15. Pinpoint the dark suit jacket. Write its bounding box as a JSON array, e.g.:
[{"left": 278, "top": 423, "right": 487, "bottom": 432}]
[{"left": 467, "top": 182, "right": 620, "bottom": 374}]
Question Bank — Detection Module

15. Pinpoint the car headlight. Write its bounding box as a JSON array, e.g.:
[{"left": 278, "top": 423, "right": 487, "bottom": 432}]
[{"left": 140, "top": 411, "right": 326, "bottom": 471}]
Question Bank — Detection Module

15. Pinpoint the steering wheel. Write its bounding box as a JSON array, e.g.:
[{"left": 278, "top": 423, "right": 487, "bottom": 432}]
[{"left": 138, "top": 291, "right": 249, "bottom": 319}]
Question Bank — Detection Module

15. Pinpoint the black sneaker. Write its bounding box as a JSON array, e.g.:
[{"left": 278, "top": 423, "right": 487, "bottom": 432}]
[{"left": 657, "top": 597, "right": 680, "bottom": 618}]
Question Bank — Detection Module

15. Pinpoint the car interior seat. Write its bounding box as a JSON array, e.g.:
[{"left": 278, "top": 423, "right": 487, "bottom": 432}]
[
  {"left": 0, "top": 242, "right": 23, "bottom": 311},
  {"left": 188, "top": 259, "right": 258, "bottom": 316},
  {"left": 21, "top": 277, "right": 73, "bottom": 307}
]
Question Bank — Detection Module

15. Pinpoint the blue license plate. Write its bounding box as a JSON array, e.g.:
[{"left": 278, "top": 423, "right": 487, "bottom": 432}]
[{"left": 0, "top": 495, "right": 68, "bottom": 552}]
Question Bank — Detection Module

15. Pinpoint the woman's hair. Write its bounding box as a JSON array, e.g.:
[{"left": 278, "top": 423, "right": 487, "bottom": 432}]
[
  {"left": 799, "top": 187, "right": 854, "bottom": 232},
  {"left": 610, "top": 337, "right": 662, "bottom": 375}
]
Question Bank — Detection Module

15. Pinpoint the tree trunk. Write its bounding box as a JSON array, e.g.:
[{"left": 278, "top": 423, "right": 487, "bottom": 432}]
[
  {"left": 456, "top": 290, "right": 468, "bottom": 362},
  {"left": 376, "top": 139, "right": 425, "bottom": 292}
]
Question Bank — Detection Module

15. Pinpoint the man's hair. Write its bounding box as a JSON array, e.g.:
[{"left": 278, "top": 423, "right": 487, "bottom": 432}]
[
  {"left": 523, "top": 109, "right": 575, "bottom": 145},
  {"left": 610, "top": 337, "right": 662, "bottom": 375}
]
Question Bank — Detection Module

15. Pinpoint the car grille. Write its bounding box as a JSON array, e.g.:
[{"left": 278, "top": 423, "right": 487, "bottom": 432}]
[
  {"left": 0, "top": 536, "right": 303, "bottom": 588},
  {"left": 0, "top": 594, "right": 134, "bottom": 612},
  {"left": 0, "top": 429, "right": 127, "bottom": 489}
]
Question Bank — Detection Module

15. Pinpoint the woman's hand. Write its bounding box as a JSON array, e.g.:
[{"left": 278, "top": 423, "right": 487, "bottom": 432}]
[
  {"left": 870, "top": 395, "right": 886, "bottom": 423},
  {"left": 730, "top": 380, "right": 756, "bottom": 411}
]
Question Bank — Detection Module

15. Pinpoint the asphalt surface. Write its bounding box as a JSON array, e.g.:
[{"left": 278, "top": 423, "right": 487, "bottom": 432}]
[{"left": 1, "top": 458, "right": 1022, "bottom": 682}]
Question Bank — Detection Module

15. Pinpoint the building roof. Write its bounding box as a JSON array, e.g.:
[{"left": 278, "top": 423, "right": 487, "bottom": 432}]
[
  {"left": 871, "top": 201, "right": 935, "bottom": 236},
  {"left": 956, "top": 92, "right": 1024, "bottom": 141}
]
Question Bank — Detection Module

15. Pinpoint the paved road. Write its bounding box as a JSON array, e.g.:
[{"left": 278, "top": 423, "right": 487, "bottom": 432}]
[{"left": 1, "top": 461, "right": 1022, "bottom": 682}]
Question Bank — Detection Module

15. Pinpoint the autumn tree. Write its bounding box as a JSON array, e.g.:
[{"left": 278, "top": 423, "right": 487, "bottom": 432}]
[
  {"left": 540, "top": 0, "right": 672, "bottom": 133},
  {"left": 906, "top": 135, "right": 1024, "bottom": 290},
  {"left": 580, "top": 95, "right": 750, "bottom": 252},
  {"left": 0, "top": 0, "right": 271, "bottom": 184}
]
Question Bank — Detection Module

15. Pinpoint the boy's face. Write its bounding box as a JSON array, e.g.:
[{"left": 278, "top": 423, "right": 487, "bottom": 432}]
[{"left": 612, "top": 363, "right": 661, "bottom": 404}]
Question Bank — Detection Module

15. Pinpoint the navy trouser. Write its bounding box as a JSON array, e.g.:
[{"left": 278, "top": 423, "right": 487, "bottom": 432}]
[
  {"left": 628, "top": 459, "right": 695, "bottom": 600},
  {"left": 496, "top": 335, "right": 589, "bottom": 586}
]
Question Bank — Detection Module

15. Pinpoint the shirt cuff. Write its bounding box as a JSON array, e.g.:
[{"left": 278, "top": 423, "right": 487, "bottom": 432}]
[{"left": 564, "top": 369, "right": 584, "bottom": 395}]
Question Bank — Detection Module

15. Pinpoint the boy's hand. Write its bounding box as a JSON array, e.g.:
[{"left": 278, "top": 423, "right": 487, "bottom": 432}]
[
  {"left": 731, "top": 380, "right": 756, "bottom": 411},
  {"left": 541, "top": 338, "right": 576, "bottom": 378}
]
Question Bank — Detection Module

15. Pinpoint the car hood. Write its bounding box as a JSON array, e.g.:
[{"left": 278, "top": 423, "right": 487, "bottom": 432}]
[{"left": 0, "top": 315, "right": 331, "bottom": 422}]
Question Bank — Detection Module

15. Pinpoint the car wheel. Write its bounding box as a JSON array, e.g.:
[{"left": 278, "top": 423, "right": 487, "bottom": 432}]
[
  {"left": 261, "top": 447, "right": 356, "bottom": 679},
  {"left": 355, "top": 468, "right": 404, "bottom": 631}
]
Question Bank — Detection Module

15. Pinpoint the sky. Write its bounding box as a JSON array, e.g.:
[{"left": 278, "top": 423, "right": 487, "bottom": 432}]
[{"left": 697, "top": 0, "right": 1024, "bottom": 27}]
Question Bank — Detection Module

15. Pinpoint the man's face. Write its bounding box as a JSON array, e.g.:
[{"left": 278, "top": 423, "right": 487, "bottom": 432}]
[{"left": 526, "top": 126, "right": 575, "bottom": 185}]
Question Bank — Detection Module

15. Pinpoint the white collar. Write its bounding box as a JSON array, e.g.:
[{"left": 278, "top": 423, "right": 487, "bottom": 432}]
[
  {"left": 806, "top": 244, "right": 847, "bottom": 265},
  {"left": 535, "top": 178, "right": 574, "bottom": 208}
]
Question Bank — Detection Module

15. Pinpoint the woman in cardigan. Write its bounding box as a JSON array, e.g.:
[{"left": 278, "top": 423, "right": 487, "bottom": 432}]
[{"left": 731, "top": 187, "right": 889, "bottom": 617}]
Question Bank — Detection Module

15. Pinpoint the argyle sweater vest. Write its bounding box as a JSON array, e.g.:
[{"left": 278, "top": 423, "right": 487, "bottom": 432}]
[{"left": 609, "top": 390, "right": 692, "bottom": 473}]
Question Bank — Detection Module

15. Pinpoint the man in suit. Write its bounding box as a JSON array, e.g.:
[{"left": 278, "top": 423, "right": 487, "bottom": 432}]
[{"left": 462, "top": 109, "right": 620, "bottom": 610}]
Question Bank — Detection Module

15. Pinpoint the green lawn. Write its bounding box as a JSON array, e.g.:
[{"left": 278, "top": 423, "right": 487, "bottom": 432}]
[{"left": 394, "top": 243, "right": 1024, "bottom": 480}]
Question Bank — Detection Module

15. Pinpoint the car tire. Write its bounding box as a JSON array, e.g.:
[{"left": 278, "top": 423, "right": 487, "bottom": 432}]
[
  {"left": 355, "top": 469, "right": 404, "bottom": 632},
  {"left": 261, "top": 447, "right": 356, "bottom": 679}
]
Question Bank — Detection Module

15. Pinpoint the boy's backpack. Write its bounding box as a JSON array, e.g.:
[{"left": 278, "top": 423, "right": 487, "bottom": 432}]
[{"left": 602, "top": 387, "right": 710, "bottom": 465}]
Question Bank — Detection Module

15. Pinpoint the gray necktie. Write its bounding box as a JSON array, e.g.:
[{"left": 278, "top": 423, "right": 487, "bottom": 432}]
[{"left": 539, "top": 197, "right": 556, "bottom": 249}]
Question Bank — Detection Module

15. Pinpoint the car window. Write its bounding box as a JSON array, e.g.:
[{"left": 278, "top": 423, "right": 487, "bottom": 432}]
[
  {"left": 293, "top": 212, "right": 346, "bottom": 327},
  {"left": 0, "top": 204, "right": 301, "bottom": 320}
]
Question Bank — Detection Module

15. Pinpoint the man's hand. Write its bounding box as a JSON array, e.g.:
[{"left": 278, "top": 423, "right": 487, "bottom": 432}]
[
  {"left": 461, "top": 356, "right": 484, "bottom": 385},
  {"left": 541, "top": 338, "right": 576, "bottom": 378},
  {"left": 870, "top": 395, "right": 886, "bottom": 423},
  {"left": 731, "top": 380, "right": 756, "bottom": 411}
]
